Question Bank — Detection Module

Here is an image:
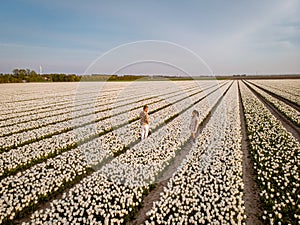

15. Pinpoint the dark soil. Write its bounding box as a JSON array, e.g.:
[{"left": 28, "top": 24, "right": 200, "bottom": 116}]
[{"left": 238, "top": 81, "right": 263, "bottom": 225}]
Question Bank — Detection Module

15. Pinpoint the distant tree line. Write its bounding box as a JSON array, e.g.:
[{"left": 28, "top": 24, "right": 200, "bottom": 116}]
[
  {"left": 79, "top": 74, "right": 148, "bottom": 82},
  {"left": 0, "top": 69, "right": 81, "bottom": 83}
]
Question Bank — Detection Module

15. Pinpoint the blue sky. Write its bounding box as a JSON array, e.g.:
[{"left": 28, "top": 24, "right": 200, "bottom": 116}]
[{"left": 0, "top": 0, "right": 299, "bottom": 75}]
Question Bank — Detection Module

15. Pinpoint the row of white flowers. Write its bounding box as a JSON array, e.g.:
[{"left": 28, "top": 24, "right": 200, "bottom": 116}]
[
  {"left": 0, "top": 81, "right": 195, "bottom": 104},
  {"left": 245, "top": 81, "right": 300, "bottom": 126},
  {"left": 0, "top": 91, "right": 112, "bottom": 128},
  {"left": 0, "top": 80, "right": 177, "bottom": 107},
  {"left": 252, "top": 79, "right": 300, "bottom": 96},
  {"left": 0, "top": 83, "right": 203, "bottom": 148},
  {"left": 0, "top": 147, "right": 90, "bottom": 224},
  {"left": 0, "top": 81, "right": 198, "bottom": 120},
  {"left": 251, "top": 79, "right": 300, "bottom": 106},
  {"left": 0, "top": 81, "right": 174, "bottom": 133},
  {"left": 145, "top": 81, "right": 246, "bottom": 225},
  {"left": 0, "top": 83, "right": 223, "bottom": 177},
  {"left": 0, "top": 81, "right": 143, "bottom": 123},
  {"left": 0, "top": 81, "right": 129, "bottom": 108},
  {"left": 0, "top": 88, "right": 201, "bottom": 176},
  {"left": 0, "top": 91, "right": 158, "bottom": 138},
  {"left": 0, "top": 90, "right": 93, "bottom": 120},
  {"left": 19, "top": 82, "right": 230, "bottom": 224},
  {"left": 0, "top": 82, "right": 229, "bottom": 223},
  {"left": 0, "top": 81, "right": 195, "bottom": 129},
  {"left": 239, "top": 81, "right": 300, "bottom": 224},
  {"left": 0, "top": 82, "right": 79, "bottom": 103}
]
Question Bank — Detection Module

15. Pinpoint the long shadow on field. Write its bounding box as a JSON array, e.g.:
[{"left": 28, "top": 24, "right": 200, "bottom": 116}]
[{"left": 238, "top": 81, "right": 263, "bottom": 225}]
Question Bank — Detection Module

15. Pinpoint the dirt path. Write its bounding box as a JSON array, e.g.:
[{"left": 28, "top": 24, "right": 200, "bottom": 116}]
[
  {"left": 238, "top": 81, "right": 263, "bottom": 225},
  {"left": 244, "top": 81, "right": 300, "bottom": 142}
]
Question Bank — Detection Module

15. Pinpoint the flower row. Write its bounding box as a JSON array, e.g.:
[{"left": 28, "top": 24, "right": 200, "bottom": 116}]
[
  {"left": 0, "top": 92, "right": 157, "bottom": 139},
  {"left": 0, "top": 81, "right": 197, "bottom": 119},
  {"left": 240, "top": 81, "right": 299, "bottom": 224},
  {"left": 0, "top": 82, "right": 221, "bottom": 178},
  {"left": 0, "top": 89, "right": 93, "bottom": 120},
  {"left": 251, "top": 80, "right": 300, "bottom": 106},
  {"left": 245, "top": 81, "right": 299, "bottom": 126},
  {"left": 0, "top": 81, "right": 178, "bottom": 133},
  {"left": 0, "top": 82, "right": 203, "bottom": 149},
  {"left": 0, "top": 81, "right": 153, "bottom": 123},
  {"left": 0, "top": 92, "right": 105, "bottom": 129}
]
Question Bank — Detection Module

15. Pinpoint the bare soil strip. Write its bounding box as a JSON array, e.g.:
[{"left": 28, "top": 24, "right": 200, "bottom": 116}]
[
  {"left": 247, "top": 80, "right": 300, "bottom": 112},
  {"left": 238, "top": 81, "right": 263, "bottom": 225},
  {"left": 244, "top": 81, "right": 300, "bottom": 142},
  {"left": 128, "top": 82, "right": 233, "bottom": 225}
]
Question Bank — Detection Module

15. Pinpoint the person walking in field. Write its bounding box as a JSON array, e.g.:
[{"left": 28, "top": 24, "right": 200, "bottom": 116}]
[
  {"left": 140, "top": 105, "right": 149, "bottom": 140},
  {"left": 190, "top": 109, "right": 199, "bottom": 142}
]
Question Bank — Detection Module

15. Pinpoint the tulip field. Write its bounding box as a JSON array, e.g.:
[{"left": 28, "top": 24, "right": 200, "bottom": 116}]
[{"left": 0, "top": 79, "right": 299, "bottom": 225}]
